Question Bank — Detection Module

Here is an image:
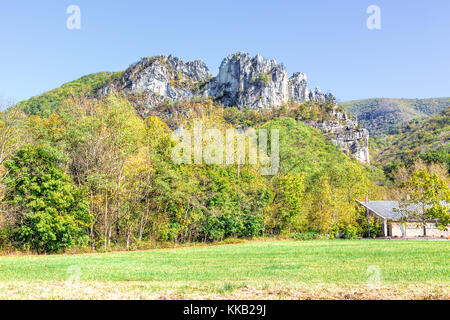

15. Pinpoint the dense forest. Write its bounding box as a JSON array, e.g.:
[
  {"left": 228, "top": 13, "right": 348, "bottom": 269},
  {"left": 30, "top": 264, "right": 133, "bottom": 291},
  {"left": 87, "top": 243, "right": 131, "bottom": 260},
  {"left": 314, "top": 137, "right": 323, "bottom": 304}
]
[{"left": 0, "top": 72, "right": 448, "bottom": 254}]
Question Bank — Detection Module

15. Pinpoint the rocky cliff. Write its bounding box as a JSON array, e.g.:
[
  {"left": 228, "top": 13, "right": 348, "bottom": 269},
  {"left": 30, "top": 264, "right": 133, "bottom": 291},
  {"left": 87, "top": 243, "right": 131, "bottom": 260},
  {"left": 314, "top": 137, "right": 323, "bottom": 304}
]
[
  {"left": 99, "top": 53, "right": 370, "bottom": 163},
  {"left": 100, "top": 55, "right": 210, "bottom": 109},
  {"left": 206, "top": 53, "right": 335, "bottom": 108},
  {"left": 101, "top": 53, "right": 333, "bottom": 111},
  {"left": 302, "top": 109, "right": 370, "bottom": 164}
]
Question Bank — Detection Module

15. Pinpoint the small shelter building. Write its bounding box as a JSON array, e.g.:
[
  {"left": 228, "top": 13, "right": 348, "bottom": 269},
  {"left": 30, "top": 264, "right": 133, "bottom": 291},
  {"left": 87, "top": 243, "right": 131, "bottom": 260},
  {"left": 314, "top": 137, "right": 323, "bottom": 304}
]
[{"left": 356, "top": 200, "right": 449, "bottom": 238}]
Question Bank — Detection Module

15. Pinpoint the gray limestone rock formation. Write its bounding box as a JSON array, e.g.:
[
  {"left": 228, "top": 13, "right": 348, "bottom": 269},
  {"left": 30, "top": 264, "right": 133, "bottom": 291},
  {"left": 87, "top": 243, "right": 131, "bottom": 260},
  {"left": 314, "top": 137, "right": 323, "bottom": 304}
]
[
  {"left": 100, "top": 55, "right": 210, "bottom": 110},
  {"left": 101, "top": 52, "right": 332, "bottom": 111},
  {"left": 303, "top": 109, "right": 370, "bottom": 164},
  {"left": 206, "top": 53, "right": 290, "bottom": 109},
  {"left": 206, "top": 53, "right": 331, "bottom": 108}
]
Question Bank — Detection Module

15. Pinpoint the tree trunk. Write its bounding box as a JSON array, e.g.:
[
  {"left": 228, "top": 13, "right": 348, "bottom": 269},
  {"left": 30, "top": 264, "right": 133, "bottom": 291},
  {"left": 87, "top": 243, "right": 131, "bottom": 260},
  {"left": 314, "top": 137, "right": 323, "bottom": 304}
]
[
  {"left": 108, "top": 225, "right": 112, "bottom": 247},
  {"left": 126, "top": 230, "right": 130, "bottom": 250},
  {"left": 139, "top": 207, "right": 149, "bottom": 241},
  {"left": 90, "top": 225, "right": 95, "bottom": 250},
  {"left": 104, "top": 192, "right": 108, "bottom": 251},
  {"left": 422, "top": 203, "right": 427, "bottom": 237}
]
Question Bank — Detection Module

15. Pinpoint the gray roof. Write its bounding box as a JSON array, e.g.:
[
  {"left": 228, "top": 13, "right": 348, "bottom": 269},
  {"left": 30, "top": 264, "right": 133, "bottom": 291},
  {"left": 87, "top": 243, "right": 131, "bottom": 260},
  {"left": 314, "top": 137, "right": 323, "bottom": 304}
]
[{"left": 356, "top": 200, "right": 449, "bottom": 221}]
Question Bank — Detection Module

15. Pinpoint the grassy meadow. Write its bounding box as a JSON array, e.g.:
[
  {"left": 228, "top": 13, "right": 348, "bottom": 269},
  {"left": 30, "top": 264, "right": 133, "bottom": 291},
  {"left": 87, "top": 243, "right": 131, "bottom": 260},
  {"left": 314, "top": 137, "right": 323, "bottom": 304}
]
[{"left": 0, "top": 240, "right": 448, "bottom": 299}]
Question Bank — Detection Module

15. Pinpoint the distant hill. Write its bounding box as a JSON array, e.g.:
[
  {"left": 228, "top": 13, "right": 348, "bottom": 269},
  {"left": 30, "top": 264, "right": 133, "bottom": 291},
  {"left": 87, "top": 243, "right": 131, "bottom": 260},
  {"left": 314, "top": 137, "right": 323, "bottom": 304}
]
[
  {"left": 340, "top": 98, "right": 450, "bottom": 136},
  {"left": 371, "top": 107, "right": 450, "bottom": 171},
  {"left": 16, "top": 72, "right": 119, "bottom": 116}
]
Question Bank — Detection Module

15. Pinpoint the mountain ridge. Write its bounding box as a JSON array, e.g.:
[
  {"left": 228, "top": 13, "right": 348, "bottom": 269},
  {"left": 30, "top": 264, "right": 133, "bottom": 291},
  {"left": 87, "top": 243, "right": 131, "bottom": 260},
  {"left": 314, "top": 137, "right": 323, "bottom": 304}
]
[
  {"left": 340, "top": 97, "right": 450, "bottom": 136},
  {"left": 101, "top": 53, "right": 369, "bottom": 163},
  {"left": 100, "top": 53, "right": 334, "bottom": 113}
]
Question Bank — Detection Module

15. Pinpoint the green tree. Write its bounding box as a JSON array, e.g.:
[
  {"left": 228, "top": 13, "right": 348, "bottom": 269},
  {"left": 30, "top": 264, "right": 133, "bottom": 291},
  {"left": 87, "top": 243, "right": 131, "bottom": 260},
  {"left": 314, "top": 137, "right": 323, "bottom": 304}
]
[
  {"left": 266, "top": 173, "right": 306, "bottom": 234},
  {"left": 3, "top": 145, "right": 92, "bottom": 253},
  {"left": 399, "top": 169, "right": 450, "bottom": 235}
]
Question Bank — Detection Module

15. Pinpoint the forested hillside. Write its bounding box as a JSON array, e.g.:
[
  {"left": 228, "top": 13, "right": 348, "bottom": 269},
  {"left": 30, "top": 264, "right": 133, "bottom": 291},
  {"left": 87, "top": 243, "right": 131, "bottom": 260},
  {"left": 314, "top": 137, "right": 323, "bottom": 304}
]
[
  {"left": 371, "top": 107, "right": 450, "bottom": 174},
  {"left": 340, "top": 98, "right": 450, "bottom": 136},
  {"left": 16, "top": 72, "right": 120, "bottom": 116},
  {"left": 0, "top": 89, "right": 387, "bottom": 253},
  {"left": 0, "top": 53, "right": 448, "bottom": 254}
]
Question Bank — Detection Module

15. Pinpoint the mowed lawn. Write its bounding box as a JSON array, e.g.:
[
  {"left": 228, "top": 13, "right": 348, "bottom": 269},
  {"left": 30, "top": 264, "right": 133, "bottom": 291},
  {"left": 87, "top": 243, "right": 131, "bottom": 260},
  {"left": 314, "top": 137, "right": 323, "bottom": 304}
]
[{"left": 0, "top": 240, "right": 448, "bottom": 299}]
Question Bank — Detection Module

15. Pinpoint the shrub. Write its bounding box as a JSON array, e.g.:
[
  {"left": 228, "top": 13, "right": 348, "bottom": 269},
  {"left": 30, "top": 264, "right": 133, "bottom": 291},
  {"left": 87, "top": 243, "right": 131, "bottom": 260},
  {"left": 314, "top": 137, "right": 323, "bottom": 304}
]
[
  {"left": 342, "top": 225, "right": 359, "bottom": 239},
  {"left": 259, "top": 73, "right": 270, "bottom": 84},
  {"left": 292, "top": 232, "right": 325, "bottom": 241}
]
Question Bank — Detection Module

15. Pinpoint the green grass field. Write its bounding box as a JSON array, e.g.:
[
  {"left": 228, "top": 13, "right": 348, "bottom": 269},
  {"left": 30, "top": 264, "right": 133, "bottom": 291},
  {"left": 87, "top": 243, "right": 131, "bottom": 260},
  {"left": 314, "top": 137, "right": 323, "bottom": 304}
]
[{"left": 0, "top": 240, "right": 448, "bottom": 299}]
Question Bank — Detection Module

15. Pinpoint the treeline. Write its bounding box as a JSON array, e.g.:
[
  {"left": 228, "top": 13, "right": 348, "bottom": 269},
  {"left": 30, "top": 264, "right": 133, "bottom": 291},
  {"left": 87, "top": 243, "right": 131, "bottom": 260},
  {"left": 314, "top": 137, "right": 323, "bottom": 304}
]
[{"left": 0, "top": 93, "right": 440, "bottom": 253}]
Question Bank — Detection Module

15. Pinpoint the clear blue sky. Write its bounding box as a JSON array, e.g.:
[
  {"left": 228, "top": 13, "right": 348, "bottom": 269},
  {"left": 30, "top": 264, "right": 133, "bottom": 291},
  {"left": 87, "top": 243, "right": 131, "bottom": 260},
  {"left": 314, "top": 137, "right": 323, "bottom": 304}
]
[{"left": 1, "top": 0, "right": 449, "bottom": 104}]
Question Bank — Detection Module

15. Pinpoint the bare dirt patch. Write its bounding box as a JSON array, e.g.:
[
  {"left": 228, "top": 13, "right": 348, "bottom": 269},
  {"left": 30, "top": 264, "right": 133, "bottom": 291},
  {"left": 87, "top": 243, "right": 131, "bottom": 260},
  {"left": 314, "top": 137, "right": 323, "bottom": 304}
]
[{"left": 0, "top": 281, "right": 447, "bottom": 300}]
